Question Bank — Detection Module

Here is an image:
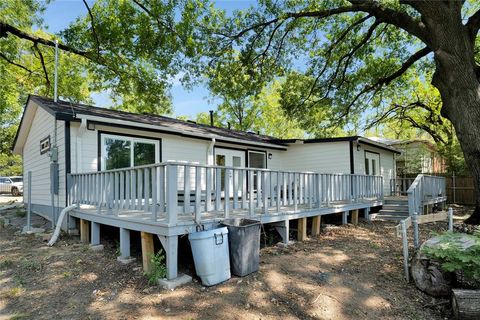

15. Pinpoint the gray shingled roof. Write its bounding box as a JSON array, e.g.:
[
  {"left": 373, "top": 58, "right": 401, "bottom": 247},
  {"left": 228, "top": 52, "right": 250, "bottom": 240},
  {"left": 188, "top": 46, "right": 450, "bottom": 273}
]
[{"left": 30, "top": 95, "right": 287, "bottom": 147}]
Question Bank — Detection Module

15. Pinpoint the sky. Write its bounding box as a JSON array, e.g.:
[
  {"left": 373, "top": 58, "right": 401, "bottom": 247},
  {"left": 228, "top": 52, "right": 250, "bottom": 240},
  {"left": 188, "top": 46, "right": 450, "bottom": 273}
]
[{"left": 41, "top": 0, "right": 256, "bottom": 118}]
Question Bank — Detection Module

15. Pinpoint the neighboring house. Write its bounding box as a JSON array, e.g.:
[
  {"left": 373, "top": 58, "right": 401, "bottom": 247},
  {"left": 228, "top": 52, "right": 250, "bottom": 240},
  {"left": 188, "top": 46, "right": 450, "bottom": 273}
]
[
  {"left": 12, "top": 95, "right": 399, "bottom": 221},
  {"left": 368, "top": 137, "right": 445, "bottom": 176}
]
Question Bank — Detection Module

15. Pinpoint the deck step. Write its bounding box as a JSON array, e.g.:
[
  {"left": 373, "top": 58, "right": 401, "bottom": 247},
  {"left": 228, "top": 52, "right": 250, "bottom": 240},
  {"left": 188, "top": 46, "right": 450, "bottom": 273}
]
[
  {"left": 378, "top": 209, "right": 409, "bottom": 215},
  {"left": 371, "top": 213, "right": 409, "bottom": 221}
]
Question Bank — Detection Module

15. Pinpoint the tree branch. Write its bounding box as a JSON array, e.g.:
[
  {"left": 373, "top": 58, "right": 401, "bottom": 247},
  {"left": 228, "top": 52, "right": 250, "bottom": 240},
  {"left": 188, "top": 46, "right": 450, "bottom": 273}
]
[
  {"left": 466, "top": 8, "right": 480, "bottom": 40},
  {"left": 341, "top": 46, "right": 431, "bottom": 117},
  {"left": 0, "top": 21, "right": 91, "bottom": 57},
  {"left": 0, "top": 52, "right": 34, "bottom": 74},
  {"left": 82, "top": 0, "right": 101, "bottom": 59},
  {"left": 33, "top": 43, "right": 50, "bottom": 94}
]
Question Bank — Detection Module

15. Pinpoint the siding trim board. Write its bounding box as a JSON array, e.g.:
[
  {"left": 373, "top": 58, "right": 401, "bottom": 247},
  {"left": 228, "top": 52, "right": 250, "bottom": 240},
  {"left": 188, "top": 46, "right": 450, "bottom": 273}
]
[
  {"left": 65, "top": 121, "right": 71, "bottom": 206},
  {"left": 349, "top": 141, "right": 354, "bottom": 174}
]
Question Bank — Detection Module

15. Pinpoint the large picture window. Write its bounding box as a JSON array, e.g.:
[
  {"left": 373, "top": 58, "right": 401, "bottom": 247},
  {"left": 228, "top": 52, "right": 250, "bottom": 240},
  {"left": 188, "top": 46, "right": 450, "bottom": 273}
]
[{"left": 101, "top": 133, "right": 160, "bottom": 170}]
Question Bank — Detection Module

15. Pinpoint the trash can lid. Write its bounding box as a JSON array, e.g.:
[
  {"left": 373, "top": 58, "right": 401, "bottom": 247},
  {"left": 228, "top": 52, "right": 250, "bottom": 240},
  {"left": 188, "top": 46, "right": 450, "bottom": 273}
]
[{"left": 188, "top": 226, "right": 228, "bottom": 240}]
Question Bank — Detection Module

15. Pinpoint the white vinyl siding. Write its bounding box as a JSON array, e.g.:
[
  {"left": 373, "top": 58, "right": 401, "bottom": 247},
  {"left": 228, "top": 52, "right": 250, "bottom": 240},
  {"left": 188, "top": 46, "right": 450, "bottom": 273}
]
[
  {"left": 352, "top": 141, "right": 395, "bottom": 194},
  {"left": 279, "top": 142, "right": 351, "bottom": 173},
  {"left": 23, "top": 106, "right": 66, "bottom": 207}
]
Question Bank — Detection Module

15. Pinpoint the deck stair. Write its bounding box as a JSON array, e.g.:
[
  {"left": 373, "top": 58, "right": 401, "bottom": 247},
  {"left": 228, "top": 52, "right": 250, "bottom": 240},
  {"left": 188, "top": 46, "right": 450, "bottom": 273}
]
[{"left": 372, "top": 198, "right": 409, "bottom": 221}]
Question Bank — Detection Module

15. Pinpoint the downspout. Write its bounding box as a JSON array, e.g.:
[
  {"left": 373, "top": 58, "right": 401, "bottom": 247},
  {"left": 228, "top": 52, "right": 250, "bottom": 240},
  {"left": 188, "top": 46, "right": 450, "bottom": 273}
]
[
  {"left": 207, "top": 138, "right": 216, "bottom": 165},
  {"left": 76, "top": 118, "right": 87, "bottom": 173}
]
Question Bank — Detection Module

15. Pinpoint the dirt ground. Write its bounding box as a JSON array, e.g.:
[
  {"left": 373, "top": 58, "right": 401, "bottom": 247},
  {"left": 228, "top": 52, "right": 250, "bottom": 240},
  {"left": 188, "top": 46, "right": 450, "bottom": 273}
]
[{"left": 0, "top": 204, "right": 463, "bottom": 320}]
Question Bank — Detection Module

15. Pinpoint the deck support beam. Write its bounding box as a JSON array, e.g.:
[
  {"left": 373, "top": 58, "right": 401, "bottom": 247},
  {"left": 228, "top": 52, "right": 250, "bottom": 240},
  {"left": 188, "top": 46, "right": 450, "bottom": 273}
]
[
  {"left": 80, "top": 219, "right": 90, "bottom": 243},
  {"left": 141, "top": 232, "right": 155, "bottom": 274},
  {"left": 119, "top": 228, "right": 131, "bottom": 258},
  {"left": 351, "top": 210, "right": 359, "bottom": 225},
  {"left": 158, "top": 235, "right": 178, "bottom": 280},
  {"left": 342, "top": 211, "right": 348, "bottom": 225},
  {"left": 274, "top": 219, "right": 290, "bottom": 244},
  {"left": 91, "top": 222, "right": 101, "bottom": 245},
  {"left": 364, "top": 207, "right": 371, "bottom": 221},
  {"left": 312, "top": 216, "right": 321, "bottom": 236},
  {"left": 297, "top": 217, "right": 307, "bottom": 241}
]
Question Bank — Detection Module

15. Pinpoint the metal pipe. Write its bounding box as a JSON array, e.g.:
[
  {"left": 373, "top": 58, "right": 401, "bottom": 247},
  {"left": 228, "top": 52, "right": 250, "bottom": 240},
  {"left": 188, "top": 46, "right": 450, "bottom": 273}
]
[
  {"left": 26, "top": 171, "right": 32, "bottom": 232},
  {"left": 54, "top": 40, "right": 58, "bottom": 102}
]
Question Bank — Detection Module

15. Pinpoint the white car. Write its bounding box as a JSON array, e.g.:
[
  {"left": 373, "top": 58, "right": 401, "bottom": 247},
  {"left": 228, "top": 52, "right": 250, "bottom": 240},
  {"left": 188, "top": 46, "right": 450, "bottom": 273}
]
[{"left": 0, "top": 176, "right": 23, "bottom": 196}]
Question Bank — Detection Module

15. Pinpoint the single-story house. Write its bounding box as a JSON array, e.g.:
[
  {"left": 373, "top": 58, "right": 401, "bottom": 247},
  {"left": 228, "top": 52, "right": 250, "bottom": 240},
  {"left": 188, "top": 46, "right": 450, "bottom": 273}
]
[{"left": 13, "top": 95, "right": 400, "bottom": 221}]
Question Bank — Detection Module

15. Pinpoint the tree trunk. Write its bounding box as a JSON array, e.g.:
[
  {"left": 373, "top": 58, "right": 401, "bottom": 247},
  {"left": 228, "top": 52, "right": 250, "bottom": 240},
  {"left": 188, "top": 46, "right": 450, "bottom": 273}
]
[
  {"left": 419, "top": 4, "right": 480, "bottom": 225},
  {"left": 452, "top": 289, "right": 480, "bottom": 320},
  {"left": 411, "top": 237, "right": 455, "bottom": 297}
]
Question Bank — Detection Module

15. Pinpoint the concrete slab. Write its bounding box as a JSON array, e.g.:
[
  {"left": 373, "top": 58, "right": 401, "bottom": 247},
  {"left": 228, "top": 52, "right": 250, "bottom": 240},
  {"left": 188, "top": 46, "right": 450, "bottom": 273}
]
[
  {"left": 89, "top": 244, "right": 104, "bottom": 251},
  {"left": 22, "top": 226, "right": 45, "bottom": 234},
  {"left": 157, "top": 273, "right": 192, "bottom": 290},
  {"left": 117, "top": 256, "right": 136, "bottom": 265}
]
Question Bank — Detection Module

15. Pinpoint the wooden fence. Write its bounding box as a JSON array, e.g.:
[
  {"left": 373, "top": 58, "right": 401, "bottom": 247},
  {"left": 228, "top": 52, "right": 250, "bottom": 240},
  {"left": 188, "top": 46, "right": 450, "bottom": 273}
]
[{"left": 445, "top": 176, "right": 475, "bottom": 205}]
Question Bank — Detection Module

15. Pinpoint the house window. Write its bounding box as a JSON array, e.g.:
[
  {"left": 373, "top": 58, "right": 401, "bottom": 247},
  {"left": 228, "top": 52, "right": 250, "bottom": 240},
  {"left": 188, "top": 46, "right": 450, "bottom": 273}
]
[
  {"left": 248, "top": 151, "right": 266, "bottom": 169},
  {"left": 101, "top": 134, "right": 160, "bottom": 170}
]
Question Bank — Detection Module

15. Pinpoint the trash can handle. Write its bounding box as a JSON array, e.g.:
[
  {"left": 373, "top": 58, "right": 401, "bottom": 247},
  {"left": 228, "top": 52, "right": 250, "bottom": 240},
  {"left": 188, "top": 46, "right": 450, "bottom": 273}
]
[{"left": 214, "top": 232, "right": 224, "bottom": 245}]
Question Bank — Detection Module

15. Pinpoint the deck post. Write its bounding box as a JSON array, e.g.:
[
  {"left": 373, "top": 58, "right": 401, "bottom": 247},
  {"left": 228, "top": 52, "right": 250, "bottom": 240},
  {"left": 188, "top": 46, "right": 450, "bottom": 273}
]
[
  {"left": 274, "top": 219, "right": 290, "bottom": 244},
  {"left": 158, "top": 235, "right": 178, "bottom": 280},
  {"left": 351, "top": 209, "right": 359, "bottom": 225},
  {"left": 364, "top": 207, "right": 371, "bottom": 221},
  {"left": 297, "top": 217, "right": 307, "bottom": 241},
  {"left": 80, "top": 219, "right": 90, "bottom": 243},
  {"left": 91, "top": 222, "right": 101, "bottom": 245},
  {"left": 119, "top": 228, "right": 131, "bottom": 258},
  {"left": 312, "top": 215, "right": 321, "bottom": 236},
  {"left": 141, "top": 232, "right": 155, "bottom": 274},
  {"left": 342, "top": 211, "right": 348, "bottom": 225}
]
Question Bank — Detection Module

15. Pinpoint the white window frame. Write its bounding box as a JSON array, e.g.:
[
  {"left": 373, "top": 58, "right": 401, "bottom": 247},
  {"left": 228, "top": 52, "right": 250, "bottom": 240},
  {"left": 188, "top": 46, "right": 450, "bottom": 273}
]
[
  {"left": 100, "top": 133, "right": 160, "bottom": 170},
  {"left": 248, "top": 150, "right": 267, "bottom": 169}
]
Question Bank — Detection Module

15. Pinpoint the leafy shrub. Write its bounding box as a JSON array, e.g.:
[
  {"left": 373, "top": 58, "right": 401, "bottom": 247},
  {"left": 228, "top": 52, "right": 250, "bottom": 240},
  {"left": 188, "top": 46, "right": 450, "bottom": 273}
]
[
  {"left": 146, "top": 249, "right": 167, "bottom": 285},
  {"left": 422, "top": 232, "right": 480, "bottom": 285}
]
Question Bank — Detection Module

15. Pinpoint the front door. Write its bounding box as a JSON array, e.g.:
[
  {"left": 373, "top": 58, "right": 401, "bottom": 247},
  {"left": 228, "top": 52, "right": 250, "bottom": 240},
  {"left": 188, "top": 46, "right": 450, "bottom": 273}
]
[
  {"left": 215, "top": 148, "right": 245, "bottom": 197},
  {"left": 365, "top": 151, "right": 380, "bottom": 175}
]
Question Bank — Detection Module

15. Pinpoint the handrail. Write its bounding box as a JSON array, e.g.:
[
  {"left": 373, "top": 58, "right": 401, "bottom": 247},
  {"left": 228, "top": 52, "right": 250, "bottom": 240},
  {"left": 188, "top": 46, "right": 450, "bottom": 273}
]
[
  {"left": 407, "top": 174, "right": 446, "bottom": 215},
  {"left": 67, "top": 162, "right": 384, "bottom": 225}
]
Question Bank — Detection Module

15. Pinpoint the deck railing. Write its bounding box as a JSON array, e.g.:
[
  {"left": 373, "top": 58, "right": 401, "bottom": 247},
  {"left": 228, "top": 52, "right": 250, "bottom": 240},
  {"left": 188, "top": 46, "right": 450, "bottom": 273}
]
[
  {"left": 67, "top": 162, "right": 383, "bottom": 224},
  {"left": 389, "top": 177, "right": 416, "bottom": 196},
  {"left": 407, "top": 174, "right": 446, "bottom": 215}
]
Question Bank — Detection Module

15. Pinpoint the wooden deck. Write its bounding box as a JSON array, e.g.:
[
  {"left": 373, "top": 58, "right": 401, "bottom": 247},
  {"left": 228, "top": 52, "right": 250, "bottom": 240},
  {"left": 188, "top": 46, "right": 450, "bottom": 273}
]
[
  {"left": 69, "top": 198, "right": 382, "bottom": 236},
  {"left": 67, "top": 162, "right": 388, "bottom": 282}
]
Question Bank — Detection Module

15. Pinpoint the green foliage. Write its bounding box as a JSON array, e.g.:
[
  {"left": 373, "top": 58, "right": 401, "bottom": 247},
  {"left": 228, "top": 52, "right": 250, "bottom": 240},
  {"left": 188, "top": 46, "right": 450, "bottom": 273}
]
[
  {"left": 15, "top": 209, "right": 25, "bottom": 218},
  {"left": 146, "top": 249, "right": 167, "bottom": 285},
  {"left": 423, "top": 232, "right": 480, "bottom": 284}
]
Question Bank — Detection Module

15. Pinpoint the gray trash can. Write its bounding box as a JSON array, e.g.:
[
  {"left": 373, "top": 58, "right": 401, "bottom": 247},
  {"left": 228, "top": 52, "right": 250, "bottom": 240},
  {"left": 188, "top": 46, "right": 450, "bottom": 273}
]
[
  {"left": 188, "top": 227, "right": 231, "bottom": 286},
  {"left": 221, "top": 218, "right": 260, "bottom": 277}
]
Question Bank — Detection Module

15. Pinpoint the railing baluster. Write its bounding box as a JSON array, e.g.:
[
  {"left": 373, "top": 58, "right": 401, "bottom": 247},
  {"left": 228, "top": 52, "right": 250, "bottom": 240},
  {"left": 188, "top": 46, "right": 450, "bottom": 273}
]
[
  {"left": 195, "top": 166, "right": 202, "bottom": 222},
  {"left": 241, "top": 169, "right": 247, "bottom": 209},
  {"left": 233, "top": 168, "right": 238, "bottom": 209},
  {"left": 215, "top": 168, "right": 222, "bottom": 211},
  {"left": 137, "top": 169, "right": 143, "bottom": 211},
  {"left": 276, "top": 171, "right": 281, "bottom": 212},
  {"left": 262, "top": 171, "right": 268, "bottom": 214},
  {"left": 126, "top": 170, "right": 131, "bottom": 210},
  {"left": 184, "top": 165, "right": 191, "bottom": 214},
  {"left": 144, "top": 168, "right": 150, "bottom": 213},
  {"left": 206, "top": 167, "right": 212, "bottom": 212},
  {"left": 159, "top": 166, "right": 165, "bottom": 212},
  {"left": 166, "top": 164, "right": 178, "bottom": 224},
  {"left": 249, "top": 170, "right": 254, "bottom": 217},
  {"left": 151, "top": 167, "right": 157, "bottom": 221},
  {"left": 224, "top": 168, "right": 230, "bottom": 218}
]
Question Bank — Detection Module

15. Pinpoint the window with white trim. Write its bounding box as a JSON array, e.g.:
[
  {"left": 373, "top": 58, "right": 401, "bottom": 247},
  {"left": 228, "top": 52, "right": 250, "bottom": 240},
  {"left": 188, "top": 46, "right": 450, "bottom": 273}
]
[{"left": 100, "top": 134, "right": 160, "bottom": 170}]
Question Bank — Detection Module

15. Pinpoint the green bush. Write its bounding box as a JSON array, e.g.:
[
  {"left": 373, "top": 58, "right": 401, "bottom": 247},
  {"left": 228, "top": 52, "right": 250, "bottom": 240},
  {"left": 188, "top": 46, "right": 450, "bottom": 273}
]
[
  {"left": 422, "top": 232, "right": 480, "bottom": 284},
  {"left": 146, "top": 249, "right": 167, "bottom": 285}
]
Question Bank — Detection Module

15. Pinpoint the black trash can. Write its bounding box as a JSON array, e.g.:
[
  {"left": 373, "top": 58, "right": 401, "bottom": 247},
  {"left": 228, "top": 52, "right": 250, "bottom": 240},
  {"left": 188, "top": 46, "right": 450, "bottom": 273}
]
[{"left": 221, "top": 218, "right": 261, "bottom": 277}]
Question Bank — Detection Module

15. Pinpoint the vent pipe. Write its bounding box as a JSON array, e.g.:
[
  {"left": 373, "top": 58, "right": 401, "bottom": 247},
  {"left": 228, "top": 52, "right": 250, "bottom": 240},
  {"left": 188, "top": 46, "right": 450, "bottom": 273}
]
[
  {"left": 209, "top": 110, "right": 214, "bottom": 126},
  {"left": 54, "top": 40, "right": 59, "bottom": 102}
]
